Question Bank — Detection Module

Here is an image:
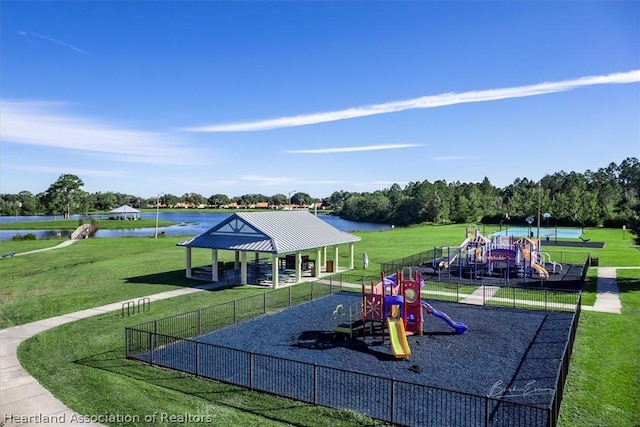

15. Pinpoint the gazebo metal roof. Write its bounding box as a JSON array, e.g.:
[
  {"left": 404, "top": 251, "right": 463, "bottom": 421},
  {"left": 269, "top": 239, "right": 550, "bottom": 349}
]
[
  {"left": 178, "top": 211, "right": 360, "bottom": 254},
  {"left": 110, "top": 205, "right": 140, "bottom": 214}
]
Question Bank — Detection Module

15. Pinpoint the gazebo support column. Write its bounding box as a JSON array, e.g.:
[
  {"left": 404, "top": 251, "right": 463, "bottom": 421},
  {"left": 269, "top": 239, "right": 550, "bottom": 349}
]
[
  {"left": 315, "top": 248, "right": 322, "bottom": 278},
  {"left": 240, "top": 251, "right": 247, "bottom": 285},
  {"left": 211, "top": 249, "right": 219, "bottom": 282},
  {"left": 185, "top": 247, "right": 192, "bottom": 279},
  {"left": 322, "top": 247, "right": 327, "bottom": 269},
  {"left": 349, "top": 243, "right": 355, "bottom": 269},
  {"left": 295, "top": 251, "right": 302, "bottom": 283},
  {"left": 272, "top": 255, "right": 279, "bottom": 289},
  {"left": 234, "top": 251, "right": 240, "bottom": 269},
  {"left": 333, "top": 246, "right": 339, "bottom": 272}
]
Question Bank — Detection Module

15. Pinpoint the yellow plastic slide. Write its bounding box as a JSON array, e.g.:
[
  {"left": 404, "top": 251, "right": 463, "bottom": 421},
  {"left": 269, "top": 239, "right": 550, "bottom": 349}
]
[
  {"left": 387, "top": 318, "right": 411, "bottom": 359},
  {"left": 532, "top": 263, "right": 549, "bottom": 279}
]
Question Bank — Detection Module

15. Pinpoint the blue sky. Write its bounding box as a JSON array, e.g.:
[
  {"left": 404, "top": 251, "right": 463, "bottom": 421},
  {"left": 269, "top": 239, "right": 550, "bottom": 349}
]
[{"left": 1, "top": 1, "right": 639, "bottom": 199}]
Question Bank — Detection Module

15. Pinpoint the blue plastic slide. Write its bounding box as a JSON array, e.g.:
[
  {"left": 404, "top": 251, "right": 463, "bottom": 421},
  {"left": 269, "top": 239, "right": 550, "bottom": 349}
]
[{"left": 421, "top": 301, "right": 468, "bottom": 334}]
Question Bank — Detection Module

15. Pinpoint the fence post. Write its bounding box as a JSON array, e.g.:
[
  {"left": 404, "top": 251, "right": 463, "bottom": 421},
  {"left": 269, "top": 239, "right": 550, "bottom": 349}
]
[
  {"left": 485, "top": 397, "right": 489, "bottom": 426},
  {"left": 249, "top": 352, "right": 254, "bottom": 390},
  {"left": 544, "top": 290, "right": 548, "bottom": 311},
  {"left": 263, "top": 292, "right": 267, "bottom": 314},
  {"left": 313, "top": 364, "right": 318, "bottom": 405},
  {"left": 125, "top": 328, "right": 129, "bottom": 358},
  {"left": 233, "top": 300, "right": 237, "bottom": 324},
  {"left": 390, "top": 379, "right": 395, "bottom": 425},
  {"left": 288, "top": 285, "right": 292, "bottom": 307},
  {"left": 198, "top": 308, "right": 202, "bottom": 336},
  {"left": 153, "top": 320, "right": 158, "bottom": 356},
  {"left": 148, "top": 332, "right": 154, "bottom": 366},
  {"left": 195, "top": 341, "right": 199, "bottom": 378}
]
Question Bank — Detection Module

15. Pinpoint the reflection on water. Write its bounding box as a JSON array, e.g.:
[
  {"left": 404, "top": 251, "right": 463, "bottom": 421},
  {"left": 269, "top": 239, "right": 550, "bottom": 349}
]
[{"left": 0, "top": 212, "right": 391, "bottom": 241}]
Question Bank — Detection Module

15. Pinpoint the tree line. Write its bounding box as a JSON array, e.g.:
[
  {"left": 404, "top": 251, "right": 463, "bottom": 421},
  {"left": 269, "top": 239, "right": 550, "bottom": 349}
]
[
  {"left": 0, "top": 175, "right": 320, "bottom": 219},
  {"left": 1, "top": 157, "right": 639, "bottom": 240},
  {"left": 330, "top": 158, "right": 639, "bottom": 230}
]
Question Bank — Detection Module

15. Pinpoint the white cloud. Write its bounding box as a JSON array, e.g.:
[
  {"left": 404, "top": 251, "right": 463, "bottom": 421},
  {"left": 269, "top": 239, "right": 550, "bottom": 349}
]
[
  {"left": 18, "top": 31, "right": 89, "bottom": 55},
  {"left": 284, "top": 144, "right": 422, "bottom": 154},
  {"left": 3, "top": 164, "right": 124, "bottom": 178},
  {"left": 1, "top": 100, "right": 200, "bottom": 165},
  {"left": 183, "top": 70, "right": 640, "bottom": 132}
]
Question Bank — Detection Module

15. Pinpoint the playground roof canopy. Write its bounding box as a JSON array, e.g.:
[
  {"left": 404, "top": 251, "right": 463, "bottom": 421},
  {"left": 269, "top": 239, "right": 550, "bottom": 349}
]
[{"left": 178, "top": 211, "right": 361, "bottom": 254}]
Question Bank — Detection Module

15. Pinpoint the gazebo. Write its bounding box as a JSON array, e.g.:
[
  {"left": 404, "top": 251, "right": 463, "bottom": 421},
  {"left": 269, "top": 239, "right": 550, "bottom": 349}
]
[
  {"left": 108, "top": 205, "right": 141, "bottom": 220},
  {"left": 178, "top": 211, "right": 361, "bottom": 287}
]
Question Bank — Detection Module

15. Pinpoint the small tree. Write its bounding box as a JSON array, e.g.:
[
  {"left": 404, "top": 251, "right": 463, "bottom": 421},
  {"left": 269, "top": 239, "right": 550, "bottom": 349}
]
[{"left": 43, "top": 174, "right": 85, "bottom": 219}]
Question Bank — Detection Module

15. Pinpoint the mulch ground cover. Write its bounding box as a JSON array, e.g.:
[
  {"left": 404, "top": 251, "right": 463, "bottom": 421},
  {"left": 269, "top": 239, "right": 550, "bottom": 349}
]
[{"left": 195, "top": 291, "right": 572, "bottom": 408}]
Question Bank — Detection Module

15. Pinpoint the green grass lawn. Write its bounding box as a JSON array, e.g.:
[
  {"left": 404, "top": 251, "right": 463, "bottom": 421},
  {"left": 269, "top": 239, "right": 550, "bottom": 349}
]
[
  {"left": 0, "top": 237, "right": 235, "bottom": 328},
  {"left": 558, "top": 269, "right": 640, "bottom": 427},
  {"left": 0, "top": 218, "right": 175, "bottom": 231},
  {"left": 3, "top": 224, "right": 639, "bottom": 426}
]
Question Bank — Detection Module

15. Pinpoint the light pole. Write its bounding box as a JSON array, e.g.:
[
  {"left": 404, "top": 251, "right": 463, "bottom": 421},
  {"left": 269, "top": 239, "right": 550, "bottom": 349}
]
[
  {"left": 536, "top": 183, "right": 541, "bottom": 240},
  {"left": 288, "top": 190, "right": 297, "bottom": 211},
  {"left": 526, "top": 216, "right": 534, "bottom": 238},
  {"left": 154, "top": 193, "right": 163, "bottom": 238}
]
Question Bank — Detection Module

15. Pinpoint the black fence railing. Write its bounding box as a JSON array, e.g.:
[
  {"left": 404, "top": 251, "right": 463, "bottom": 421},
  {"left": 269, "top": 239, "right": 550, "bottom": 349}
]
[
  {"left": 549, "top": 292, "right": 581, "bottom": 426},
  {"left": 125, "top": 279, "right": 581, "bottom": 427},
  {"left": 380, "top": 250, "right": 590, "bottom": 291}
]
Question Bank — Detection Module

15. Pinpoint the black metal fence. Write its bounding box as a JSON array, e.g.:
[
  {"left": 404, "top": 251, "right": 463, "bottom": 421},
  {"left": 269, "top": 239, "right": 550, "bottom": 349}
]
[
  {"left": 125, "top": 279, "right": 581, "bottom": 427},
  {"left": 380, "top": 249, "right": 590, "bottom": 290}
]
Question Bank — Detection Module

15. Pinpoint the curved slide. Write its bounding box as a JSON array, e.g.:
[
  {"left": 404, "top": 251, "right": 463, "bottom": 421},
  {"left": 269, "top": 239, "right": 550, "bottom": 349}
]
[
  {"left": 421, "top": 301, "right": 468, "bottom": 334},
  {"left": 532, "top": 263, "right": 549, "bottom": 279},
  {"left": 387, "top": 318, "right": 411, "bottom": 359}
]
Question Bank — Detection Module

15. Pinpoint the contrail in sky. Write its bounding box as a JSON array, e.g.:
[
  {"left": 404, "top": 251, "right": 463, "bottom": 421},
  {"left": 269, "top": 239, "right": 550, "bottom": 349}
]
[
  {"left": 184, "top": 70, "right": 640, "bottom": 132},
  {"left": 284, "top": 144, "right": 422, "bottom": 154},
  {"left": 18, "top": 31, "right": 89, "bottom": 55}
]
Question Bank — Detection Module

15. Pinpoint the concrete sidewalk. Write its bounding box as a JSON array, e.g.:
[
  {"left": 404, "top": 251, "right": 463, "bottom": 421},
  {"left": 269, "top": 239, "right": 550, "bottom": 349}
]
[
  {"left": 0, "top": 282, "right": 223, "bottom": 427},
  {"left": 13, "top": 239, "right": 77, "bottom": 257},
  {"left": 593, "top": 267, "right": 623, "bottom": 314}
]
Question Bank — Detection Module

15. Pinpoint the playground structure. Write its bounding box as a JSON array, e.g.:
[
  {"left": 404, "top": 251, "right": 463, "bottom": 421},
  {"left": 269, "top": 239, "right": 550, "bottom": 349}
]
[
  {"left": 433, "top": 228, "right": 563, "bottom": 284},
  {"left": 334, "top": 267, "right": 468, "bottom": 359}
]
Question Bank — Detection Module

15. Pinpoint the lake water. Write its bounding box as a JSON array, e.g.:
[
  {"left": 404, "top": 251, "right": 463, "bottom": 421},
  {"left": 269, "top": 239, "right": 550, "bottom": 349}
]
[{"left": 0, "top": 212, "right": 392, "bottom": 241}]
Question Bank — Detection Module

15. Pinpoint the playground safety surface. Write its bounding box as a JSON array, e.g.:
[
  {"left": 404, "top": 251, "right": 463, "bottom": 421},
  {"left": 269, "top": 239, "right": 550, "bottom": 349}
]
[{"left": 192, "top": 291, "right": 573, "bottom": 408}]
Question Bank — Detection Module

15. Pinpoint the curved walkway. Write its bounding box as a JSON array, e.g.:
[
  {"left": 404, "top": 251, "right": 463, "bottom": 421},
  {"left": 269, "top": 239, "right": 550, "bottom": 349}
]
[
  {"left": 0, "top": 282, "right": 224, "bottom": 427},
  {"left": 13, "top": 239, "right": 78, "bottom": 256}
]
